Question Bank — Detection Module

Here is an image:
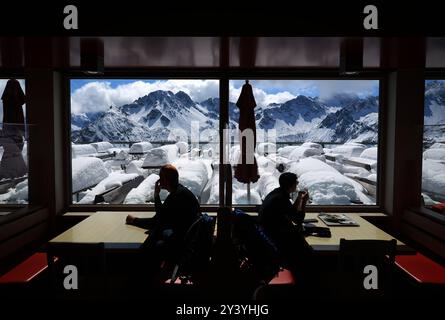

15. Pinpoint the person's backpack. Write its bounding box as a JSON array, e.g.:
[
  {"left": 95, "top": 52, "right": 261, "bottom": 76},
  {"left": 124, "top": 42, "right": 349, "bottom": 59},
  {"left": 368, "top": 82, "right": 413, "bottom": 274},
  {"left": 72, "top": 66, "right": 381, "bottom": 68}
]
[
  {"left": 170, "top": 213, "right": 216, "bottom": 284},
  {"left": 231, "top": 209, "right": 281, "bottom": 284}
]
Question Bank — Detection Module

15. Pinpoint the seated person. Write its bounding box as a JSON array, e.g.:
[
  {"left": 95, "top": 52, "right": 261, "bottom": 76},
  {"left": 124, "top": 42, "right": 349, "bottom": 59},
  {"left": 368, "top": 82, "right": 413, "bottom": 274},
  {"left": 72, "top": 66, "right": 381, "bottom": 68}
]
[
  {"left": 126, "top": 164, "right": 201, "bottom": 275},
  {"left": 258, "top": 172, "right": 312, "bottom": 282}
]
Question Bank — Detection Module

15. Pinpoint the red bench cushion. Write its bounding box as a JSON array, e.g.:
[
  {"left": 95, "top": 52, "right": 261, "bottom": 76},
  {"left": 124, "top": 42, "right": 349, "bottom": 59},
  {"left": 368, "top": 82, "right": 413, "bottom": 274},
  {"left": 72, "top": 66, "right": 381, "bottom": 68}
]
[
  {"left": 430, "top": 202, "right": 445, "bottom": 215},
  {"left": 0, "top": 253, "right": 52, "bottom": 283},
  {"left": 395, "top": 253, "right": 445, "bottom": 284},
  {"left": 268, "top": 268, "right": 295, "bottom": 285}
]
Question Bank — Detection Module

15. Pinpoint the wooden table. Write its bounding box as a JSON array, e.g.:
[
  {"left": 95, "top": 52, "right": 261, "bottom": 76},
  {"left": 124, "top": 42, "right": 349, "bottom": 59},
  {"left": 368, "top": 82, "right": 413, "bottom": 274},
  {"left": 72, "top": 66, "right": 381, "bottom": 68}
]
[
  {"left": 304, "top": 213, "right": 413, "bottom": 254},
  {"left": 49, "top": 211, "right": 155, "bottom": 250}
]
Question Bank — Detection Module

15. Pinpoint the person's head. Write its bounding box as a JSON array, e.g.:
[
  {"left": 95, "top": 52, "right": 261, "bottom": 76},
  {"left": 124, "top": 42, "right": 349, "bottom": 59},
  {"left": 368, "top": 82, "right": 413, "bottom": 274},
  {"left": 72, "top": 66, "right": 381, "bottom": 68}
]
[
  {"left": 159, "top": 164, "right": 179, "bottom": 191},
  {"left": 279, "top": 172, "right": 298, "bottom": 193}
]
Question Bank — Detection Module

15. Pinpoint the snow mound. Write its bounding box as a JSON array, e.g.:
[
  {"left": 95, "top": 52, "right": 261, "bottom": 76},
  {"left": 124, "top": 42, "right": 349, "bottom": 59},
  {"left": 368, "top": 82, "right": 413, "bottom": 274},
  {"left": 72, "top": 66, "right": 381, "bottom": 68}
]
[
  {"left": 360, "top": 147, "right": 378, "bottom": 160},
  {"left": 423, "top": 148, "right": 445, "bottom": 161},
  {"left": 257, "top": 156, "right": 278, "bottom": 175},
  {"left": 124, "top": 173, "right": 159, "bottom": 204},
  {"left": 257, "top": 173, "right": 279, "bottom": 199},
  {"left": 329, "top": 144, "right": 366, "bottom": 157},
  {"left": 301, "top": 142, "right": 323, "bottom": 151},
  {"left": 126, "top": 160, "right": 145, "bottom": 176},
  {"left": 298, "top": 171, "right": 372, "bottom": 205},
  {"left": 288, "top": 158, "right": 338, "bottom": 177},
  {"left": 91, "top": 142, "right": 113, "bottom": 153},
  {"left": 173, "top": 158, "right": 210, "bottom": 198},
  {"left": 72, "top": 144, "right": 97, "bottom": 158},
  {"left": 278, "top": 146, "right": 297, "bottom": 158},
  {"left": 115, "top": 150, "right": 128, "bottom": 161},
  {"left": 422, "top": 159, "right": 445, "bottom": 197},
  {"left": 129, "top": 142, "right": 153, "bottom": 154},
  {"left": 431, "top": 143, "right": 445, "bottom": 149},
  {"left": 142, "top": 144, "right": 179, "bottom": 167},
  {"left": 176, "top": 141, "right": 188, "bottom": 154},
  {"left": 233, "top": 189, "right": 261, "bottom": 205},
  {"left": 289, "top": 147, "right": 322, "bottom": 160}
]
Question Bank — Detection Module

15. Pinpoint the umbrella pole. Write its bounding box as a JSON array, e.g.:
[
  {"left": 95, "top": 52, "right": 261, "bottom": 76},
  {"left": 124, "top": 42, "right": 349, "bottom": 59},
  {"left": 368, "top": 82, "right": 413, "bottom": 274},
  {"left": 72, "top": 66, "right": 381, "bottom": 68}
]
[{"left": 247, "top": 182, "right": 251, "bottom": 203}]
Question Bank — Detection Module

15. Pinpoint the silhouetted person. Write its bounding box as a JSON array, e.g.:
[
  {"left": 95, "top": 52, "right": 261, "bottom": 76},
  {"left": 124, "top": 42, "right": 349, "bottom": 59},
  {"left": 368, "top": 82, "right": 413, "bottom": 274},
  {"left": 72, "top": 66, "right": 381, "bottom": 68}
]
[
  {"left": 126, "top": 164, "right": 201, "bottom": 281},
  {"left": 0, "top": 79, "right": 27, "bottom": 180},
  {"left": 258, "top": 172, "right": 312, "bottom": 282}
]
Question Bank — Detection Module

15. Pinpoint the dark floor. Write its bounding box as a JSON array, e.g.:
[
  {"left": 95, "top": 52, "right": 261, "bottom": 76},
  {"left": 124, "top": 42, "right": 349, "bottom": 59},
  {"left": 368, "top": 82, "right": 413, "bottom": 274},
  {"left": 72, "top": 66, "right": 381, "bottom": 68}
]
[{"left": 1, "top": 251, "right": 443, "bottom": 303}]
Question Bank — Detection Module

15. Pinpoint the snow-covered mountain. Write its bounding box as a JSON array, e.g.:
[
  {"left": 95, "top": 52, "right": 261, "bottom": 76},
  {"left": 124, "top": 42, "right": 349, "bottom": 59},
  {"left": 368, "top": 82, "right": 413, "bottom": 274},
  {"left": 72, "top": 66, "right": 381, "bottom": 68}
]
[
  {"left": 72, "top": 91, "right": 219, "bottom": 143},
  {"left": 309, "top": 96, "right": 379, "bottom": 143},
  {"left": 71, "top": 90, "right": 381, "bottom": 144},
  {"left": 71, "top": 112, "right": 102, "bottom": 131}
]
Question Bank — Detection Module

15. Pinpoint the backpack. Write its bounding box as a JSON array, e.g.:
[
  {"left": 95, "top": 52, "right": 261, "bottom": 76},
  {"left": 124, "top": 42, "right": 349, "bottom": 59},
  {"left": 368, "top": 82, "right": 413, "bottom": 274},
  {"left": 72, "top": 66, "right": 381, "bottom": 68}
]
[
  {"left": 170, "top": 213, "right": 216, "bottom": 283},
  {"left": 231, "top": 209, "right": 281, "bottom": 284}
]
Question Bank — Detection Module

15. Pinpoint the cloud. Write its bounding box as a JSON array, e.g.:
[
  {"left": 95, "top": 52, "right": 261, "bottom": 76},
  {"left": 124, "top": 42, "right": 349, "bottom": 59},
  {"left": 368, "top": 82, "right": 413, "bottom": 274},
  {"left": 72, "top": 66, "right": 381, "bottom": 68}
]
[
  {"left": 70, "top": 78, "right": 379, "bottom": 114},
  {"left": 70, "top": 80, "right": 219, "bottom": 114},
  {"left": 229, "top": 81, "right": 297, "bottom": 107}
]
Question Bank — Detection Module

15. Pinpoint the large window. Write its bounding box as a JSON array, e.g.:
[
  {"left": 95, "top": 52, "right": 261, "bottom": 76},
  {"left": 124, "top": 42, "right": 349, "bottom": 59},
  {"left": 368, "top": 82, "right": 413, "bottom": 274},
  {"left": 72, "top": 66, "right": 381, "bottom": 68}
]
[
  {"left": 0, "top": 79, "right": 28, "bottom": 204},
  {"left": 229, "top": 80, "right": 379, "bottom": 206},
  {"left": 422, "top": 80, "right": 445, "bottom": 208},
  {"left": 70, "top": 79, "right": 220, "bottom": 205}
]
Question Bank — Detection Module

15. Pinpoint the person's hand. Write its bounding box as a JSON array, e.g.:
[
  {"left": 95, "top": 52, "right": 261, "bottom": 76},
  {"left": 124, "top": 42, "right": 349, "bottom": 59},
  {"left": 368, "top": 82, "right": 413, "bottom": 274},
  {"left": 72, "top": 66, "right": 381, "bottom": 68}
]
[
  {"left": 126, "top": 214, "right": 135, "bottom": 225},
  {"left": 154, "top": 179, "right": 161, "bottom": 197},
  {"left": 302, "top": 189, "right": 310, "bottom": 202}
]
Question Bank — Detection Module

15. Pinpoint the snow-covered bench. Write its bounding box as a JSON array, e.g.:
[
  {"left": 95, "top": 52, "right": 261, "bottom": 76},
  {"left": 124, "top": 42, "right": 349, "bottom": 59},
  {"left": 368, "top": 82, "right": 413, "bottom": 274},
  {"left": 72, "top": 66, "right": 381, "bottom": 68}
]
[
  {"left": 75, "top": 172, "right": 142, "bottom": 204},
  {"left": 72, "top": 157, "right": 109, "bottom": 201},
  {"left": 342, "top": 157, "right": 375, "bottom": 171},
  {"left": 94, "top": 175, "right": 144, "bottom": 204}
]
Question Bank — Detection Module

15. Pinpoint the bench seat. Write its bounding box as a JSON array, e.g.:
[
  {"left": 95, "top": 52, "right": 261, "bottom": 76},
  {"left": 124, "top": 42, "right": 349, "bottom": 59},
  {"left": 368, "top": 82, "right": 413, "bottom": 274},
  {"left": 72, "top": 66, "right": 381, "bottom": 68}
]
[
  {"left": 0, "top": 253, "right": 54, "bottom": 283},
  {"left": 395, "top": 253, "right": 445, "bottom": 285}
]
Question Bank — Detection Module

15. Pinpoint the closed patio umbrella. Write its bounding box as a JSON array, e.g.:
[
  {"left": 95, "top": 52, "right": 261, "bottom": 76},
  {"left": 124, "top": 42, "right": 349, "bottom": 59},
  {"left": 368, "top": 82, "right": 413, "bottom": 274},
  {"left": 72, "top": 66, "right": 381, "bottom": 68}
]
[
  {"left": 2, "top": 78, "right": 25, "bottom": 126},
  {"left": 0, "top": 79, "right": 27, "bottom": 179},
  {"left": 235, "top": 80, "right": 259, "bottom": 203}
]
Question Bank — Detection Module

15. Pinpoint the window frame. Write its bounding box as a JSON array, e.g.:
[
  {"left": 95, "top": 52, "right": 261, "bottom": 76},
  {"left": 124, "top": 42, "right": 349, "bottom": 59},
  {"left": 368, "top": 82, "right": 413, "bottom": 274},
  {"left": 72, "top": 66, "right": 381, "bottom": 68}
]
[{"left": 64, "top": 69, "right": 386, "bottom": 213}]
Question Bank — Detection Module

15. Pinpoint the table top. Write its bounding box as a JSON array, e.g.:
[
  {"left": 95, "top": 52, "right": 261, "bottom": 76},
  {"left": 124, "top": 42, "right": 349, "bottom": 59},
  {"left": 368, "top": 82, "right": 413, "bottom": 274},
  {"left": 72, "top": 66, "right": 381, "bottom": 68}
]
[
  {"left": 49, "top": 211, "right": 155, "bottom": 249},
  {"left": 304, "top": 213, "right": 413, "bottom": 253},
  {"left": 50, "top": 211, "right": 413, "bottom": 253}
]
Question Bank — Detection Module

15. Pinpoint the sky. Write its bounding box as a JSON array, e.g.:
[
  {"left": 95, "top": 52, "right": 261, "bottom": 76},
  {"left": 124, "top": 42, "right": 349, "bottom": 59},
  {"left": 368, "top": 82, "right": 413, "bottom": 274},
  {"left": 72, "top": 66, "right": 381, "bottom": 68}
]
[{"left": 68, "top": 79, "right": 380, "bottom": 114}]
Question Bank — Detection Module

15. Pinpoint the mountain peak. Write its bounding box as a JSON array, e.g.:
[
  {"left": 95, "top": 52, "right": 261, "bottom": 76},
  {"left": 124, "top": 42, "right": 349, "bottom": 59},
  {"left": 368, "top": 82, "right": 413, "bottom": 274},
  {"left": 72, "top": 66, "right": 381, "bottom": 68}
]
[{"left": 174, "top": 91, "right": 195, "bottom": 108}]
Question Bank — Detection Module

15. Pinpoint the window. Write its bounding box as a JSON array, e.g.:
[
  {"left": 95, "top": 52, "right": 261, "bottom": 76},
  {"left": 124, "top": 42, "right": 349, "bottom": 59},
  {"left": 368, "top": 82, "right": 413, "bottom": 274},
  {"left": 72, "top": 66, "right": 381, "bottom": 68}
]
[
  {"left": 229, "top": 80, "right": 379, "bottom": 206},
  {"left": 0, "top": 79, "right": 28, "bottom": 204},
  {"left": 422, "top": 80, "right": 445, "bottom": 208},
  {"left": 70, "top": 79, "right": 220, "bottom": 205}
]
